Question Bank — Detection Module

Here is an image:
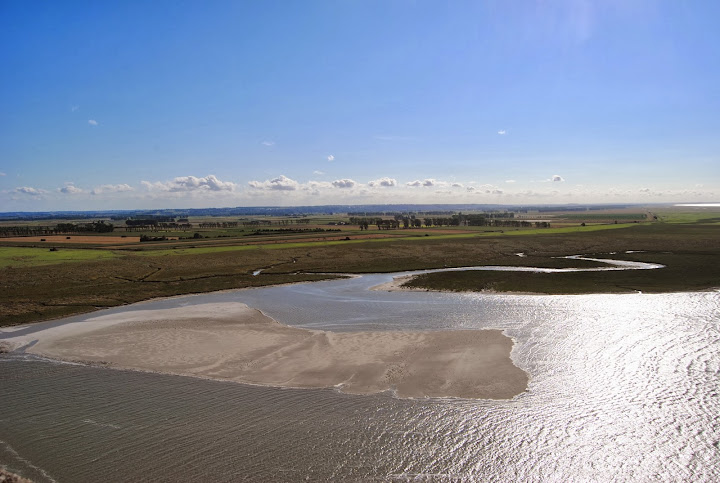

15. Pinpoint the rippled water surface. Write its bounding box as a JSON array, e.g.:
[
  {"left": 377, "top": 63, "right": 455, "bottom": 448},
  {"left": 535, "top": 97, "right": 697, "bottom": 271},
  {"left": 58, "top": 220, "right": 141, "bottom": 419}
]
[{"left": 1, "top": 273, "right": 719, "bottom": 481}]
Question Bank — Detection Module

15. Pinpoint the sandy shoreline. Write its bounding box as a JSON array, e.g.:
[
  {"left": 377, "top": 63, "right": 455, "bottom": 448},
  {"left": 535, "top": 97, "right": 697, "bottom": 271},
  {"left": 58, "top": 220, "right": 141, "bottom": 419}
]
[
  {"left": 3, "top": 302, "right": 528, "bottom": 400},
  {"left": 370, "top": 274, "right": 537, "bottom": 295}
]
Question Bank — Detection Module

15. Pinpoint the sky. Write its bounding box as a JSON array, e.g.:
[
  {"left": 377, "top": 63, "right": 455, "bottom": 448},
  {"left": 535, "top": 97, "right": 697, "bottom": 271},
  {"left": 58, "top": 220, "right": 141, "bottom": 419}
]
[{"left": 1, "top": 0, "right": 718, "bottom": 210}]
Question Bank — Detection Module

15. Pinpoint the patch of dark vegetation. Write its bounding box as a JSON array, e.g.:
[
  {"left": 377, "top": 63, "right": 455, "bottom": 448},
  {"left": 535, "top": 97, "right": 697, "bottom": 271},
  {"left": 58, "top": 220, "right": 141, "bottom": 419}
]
[
  {"left": 403, "top": 251, "right": 719, "bottom": 294},
  {"left": 1, "top": 221, "right": 718, "bottom": 326},
  {"left": 140, "top": 235, "right": 168, "bottom": 242}
]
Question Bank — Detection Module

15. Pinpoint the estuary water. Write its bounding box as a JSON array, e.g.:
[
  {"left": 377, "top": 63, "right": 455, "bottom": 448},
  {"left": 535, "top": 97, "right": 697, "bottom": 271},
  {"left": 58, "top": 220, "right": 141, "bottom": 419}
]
[{"left": 1, "top": 268, "right": 719, "bottom": 481}]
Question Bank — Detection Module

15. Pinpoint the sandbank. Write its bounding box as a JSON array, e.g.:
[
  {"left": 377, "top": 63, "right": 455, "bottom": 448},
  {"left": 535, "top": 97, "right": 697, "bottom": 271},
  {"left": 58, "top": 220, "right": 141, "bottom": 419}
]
[
  {"left": 370, "top": 274, "right": 417, "bottom": 292},
  {"left": 3, "top": 302, "right": 528, "bottom": 400},
  {"left": 371, "top": 275, "right": 538, "bottom": 295}
]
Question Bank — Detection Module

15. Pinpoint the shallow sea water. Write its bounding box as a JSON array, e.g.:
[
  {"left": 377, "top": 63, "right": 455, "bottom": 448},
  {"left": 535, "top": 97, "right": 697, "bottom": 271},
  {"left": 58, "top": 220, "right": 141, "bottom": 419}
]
[{"left": 1, "top": 272, "right": 719, "bottom": 481}]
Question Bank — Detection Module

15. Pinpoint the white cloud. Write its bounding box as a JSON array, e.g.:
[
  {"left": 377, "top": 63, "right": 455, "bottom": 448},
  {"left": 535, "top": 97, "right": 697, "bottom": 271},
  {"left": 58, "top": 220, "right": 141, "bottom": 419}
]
[
  {"left": 58, "top": 183, "right": 83, "bottom": 194},
  {"left": 91, "top": 184, "right": 134, "bottom": 195},
  {"left": 14, "top": 186, "right": 47, "bottom": 196},
  {"left": 406, "top": 178, "right": 444, "bottom": 187},
  {"left": 466, "top": 186, "right": 476, "bottom": 192},
  {"left": 71, "top": 105, "right": 79, "bottom": 112},
  {"left": 498, "top": 130, "right": 507, "bottom": 135},
  {"left": 552, "top": 175, "right": 565, "bottom": 182},
  {"left": 143, "top": 175, "right": 235, "bottom": 192},
  {"left": 368, "top": 177, "right": 397, "bottom": 187},
  {"left": 248, "top": 175, "right": 299, "bottom": 191},
  {"left": 478, "top": 184, "right": 504, "bottom": 194},
  {"left": 313, "top": 170, "right": 325, "bottom": 175},
  {"left": 327, "top": 155, "right": 335, "bottom": 162},
  {"left": 638, "top": 187, "right": 651, "bottom": 193},
  {"left": 306, "top": 181, "right": 333, "bottom": 190},
  {"left": 0, "top": 172, "right": 6, "bottom": 176},
  {"left": 303, "top": 180, "right": 333, "bottom": 195},
  {"left": 261, "top": 141, "right": 275, "bottom": 146},
  {"left": 451, "top": 182, "right": 463, "bottom": 188},
  {"left": 88, "top": 119, "right": 98, "bottom": 126},
  {"left": 332, "top": 178, "right": 356, "bottom": 189},
  {"left": 505, "top": 179, "right": 516, "bottom": 183}
]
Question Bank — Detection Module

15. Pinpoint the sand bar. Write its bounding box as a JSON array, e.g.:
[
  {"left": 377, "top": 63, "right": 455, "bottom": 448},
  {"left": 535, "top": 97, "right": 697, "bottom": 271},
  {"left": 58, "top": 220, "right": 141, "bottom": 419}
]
[{"left": 2, "top": 302, "right": 528, "bottom": 399}]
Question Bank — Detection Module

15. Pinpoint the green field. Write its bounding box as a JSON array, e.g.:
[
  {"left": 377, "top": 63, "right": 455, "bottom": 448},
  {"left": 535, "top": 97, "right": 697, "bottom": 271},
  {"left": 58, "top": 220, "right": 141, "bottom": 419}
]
[
  {"left": 0, "top": 247, "right": 120, "bottom": 268},
  {"left": 560, "top": 213, "right": 647, "bottom": 221},
  {"left": 1, "top": 209, "right": 718, "bottom": 327},
  {"left": 655, "top": 212, "right": 720, "bottom": 224}
]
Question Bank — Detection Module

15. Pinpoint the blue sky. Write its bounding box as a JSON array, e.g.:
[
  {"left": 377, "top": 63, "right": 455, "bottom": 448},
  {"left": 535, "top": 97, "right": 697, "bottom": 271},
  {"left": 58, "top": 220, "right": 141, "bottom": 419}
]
[{"left": 1, "top": 0, "right": 718, "bottom": 210}]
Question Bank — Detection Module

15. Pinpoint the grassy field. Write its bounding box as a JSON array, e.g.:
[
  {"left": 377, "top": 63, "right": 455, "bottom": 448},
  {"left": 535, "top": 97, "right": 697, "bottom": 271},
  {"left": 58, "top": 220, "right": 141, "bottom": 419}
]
[
  {"left": 0, "top": 247, "right": 120, "bottom": 268},
  {"left": 402, "top": 222, "right": 720, "bottom": 294},
  {"left": 561, "top": 213, "right": 647, "bottom": 221},
  {"left": 403, "top": 252, "right": 717, "bottom": 294},
  {"left": 1, "top": 208, "right": 718, "bottom": 327}
]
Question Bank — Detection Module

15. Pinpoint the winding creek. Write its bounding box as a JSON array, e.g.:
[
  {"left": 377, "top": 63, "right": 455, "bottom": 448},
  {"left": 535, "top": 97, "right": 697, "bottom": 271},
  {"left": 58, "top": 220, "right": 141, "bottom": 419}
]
[{"left": 1, "top": 256, "right": 718, "bottom": 481}]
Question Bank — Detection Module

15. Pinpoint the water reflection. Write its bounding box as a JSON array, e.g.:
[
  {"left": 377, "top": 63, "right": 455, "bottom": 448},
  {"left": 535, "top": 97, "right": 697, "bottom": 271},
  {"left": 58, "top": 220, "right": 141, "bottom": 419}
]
[{"left": 1, "top": 268, "right": 718, "bottom": 481}]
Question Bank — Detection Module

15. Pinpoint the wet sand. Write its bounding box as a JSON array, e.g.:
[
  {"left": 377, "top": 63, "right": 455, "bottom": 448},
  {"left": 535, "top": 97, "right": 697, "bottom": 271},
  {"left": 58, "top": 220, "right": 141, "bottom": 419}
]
[
  {"left": 371, "top": 275, "right": 537, "bottom": 295},
  {"left": 370, "top": 274, "right": 417, "bottom": 292},
  {"left": 5, "top": 302, "right": 528, "bottom": 399}
]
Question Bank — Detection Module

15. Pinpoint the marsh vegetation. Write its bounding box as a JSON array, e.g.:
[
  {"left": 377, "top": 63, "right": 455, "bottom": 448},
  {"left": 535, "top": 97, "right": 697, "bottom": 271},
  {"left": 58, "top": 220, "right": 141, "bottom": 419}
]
[{"left": 1, "top": 207, "right": 718, "bottom": 327}]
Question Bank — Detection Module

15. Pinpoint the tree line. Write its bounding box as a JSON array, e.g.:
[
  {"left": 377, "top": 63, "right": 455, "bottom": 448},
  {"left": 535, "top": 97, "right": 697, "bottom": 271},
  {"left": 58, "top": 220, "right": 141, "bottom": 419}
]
[
  {"left": 350, "top": 214, "right": 550, "bottom": 230},
  {"left": 0, "top": 221, "right": 115, "bottom": 236}
]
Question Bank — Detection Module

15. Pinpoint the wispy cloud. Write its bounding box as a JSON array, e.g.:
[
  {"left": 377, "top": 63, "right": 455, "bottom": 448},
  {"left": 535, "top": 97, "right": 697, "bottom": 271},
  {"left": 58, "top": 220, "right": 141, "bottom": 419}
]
[
  {"left": 88, "top": 119, "right": 98, "bottom": 126},
  {"left": 332, "top": 179, "right": 356, "bottom": 188},
  {"left": 306, "top": 181, "right": 333, "bottom": 189},
  {"left": 0, "top": 172, "right": 6, "bottom": 176},
  {"left": 248, "top": 175, "right": 299, "bottom": 191},
  {"left": 313, "top": 170, "right": 325, "bottom": 175},
  {"left": 143, "top": 175, "right": 235, "bottom": 192},
  {"left": 261, "top": 141, "right": 275, "bottom": 146},
  {"left": 552, "top": 175, "right": 565, "bottom": 182},
  {"left": 368, "top": 177, "right": 397, "bottom": 188},
  {"left": 505, "top": 179, "right": 516, "bottom": 183},
  {"left": 14, "top": 186, "right": 47, "bottom": 196},
  {"left": 303, "top": 181, "right": 333, "bottom": 195},
  {"left": 406, "top": 178, "right": 446, "bottom": 188},
  {"left": 58, "top": 183, "right": 83, "bottom": 194},
  {"left": 497, "top": 130, "right": 507, "bottom": 135},
  {"left": 91, "top": 184, "right": 134, "bottom": 195},
  {"left": 71, "top": 105, "right": 79, "bottom": 112},
  {"left": 478, "top": 184, "right": 504, "bottom": 194},
  {"left": 327, "top": 155, "right": 335, "bottom": 162}
]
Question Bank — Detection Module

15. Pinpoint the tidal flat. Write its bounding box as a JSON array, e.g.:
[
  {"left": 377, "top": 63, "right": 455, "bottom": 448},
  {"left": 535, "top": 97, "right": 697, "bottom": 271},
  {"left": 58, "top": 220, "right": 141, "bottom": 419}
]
[{"left": 1, "top": 270, "right": 718, "bottom": 481}]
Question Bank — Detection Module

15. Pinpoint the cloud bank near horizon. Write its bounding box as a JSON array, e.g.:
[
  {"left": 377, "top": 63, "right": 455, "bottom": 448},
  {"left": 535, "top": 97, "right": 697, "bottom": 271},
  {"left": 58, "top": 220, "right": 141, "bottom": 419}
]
[{"left": 3, "top": 172, "right": 716, "bottom": 210}]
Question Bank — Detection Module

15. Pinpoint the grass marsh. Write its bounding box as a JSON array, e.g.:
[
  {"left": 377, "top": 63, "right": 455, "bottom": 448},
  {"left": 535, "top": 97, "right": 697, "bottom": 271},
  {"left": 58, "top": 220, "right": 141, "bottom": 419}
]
[{"left": 1, "top": 211, "right": 718, "bottom": 327}]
